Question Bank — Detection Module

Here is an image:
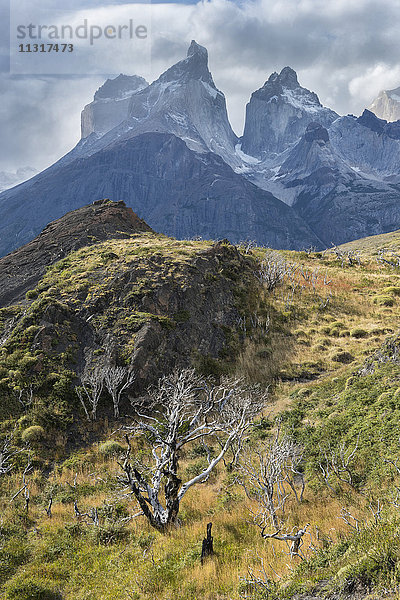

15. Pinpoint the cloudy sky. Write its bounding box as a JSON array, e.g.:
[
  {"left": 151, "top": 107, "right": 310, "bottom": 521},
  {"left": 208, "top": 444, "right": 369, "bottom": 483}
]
[{"left": 1, "top": 0, "right": 400, "bottom": 173}]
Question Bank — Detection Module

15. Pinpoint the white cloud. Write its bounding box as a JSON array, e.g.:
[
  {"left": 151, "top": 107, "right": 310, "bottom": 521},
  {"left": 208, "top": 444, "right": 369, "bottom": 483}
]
[{"left": 349, "top": 64, "right": 400, "bottom": 106}]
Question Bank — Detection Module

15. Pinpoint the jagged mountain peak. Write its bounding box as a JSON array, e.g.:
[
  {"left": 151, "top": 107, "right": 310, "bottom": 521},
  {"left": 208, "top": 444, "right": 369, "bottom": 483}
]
[
  {"left": 268, "top": 66, "right": 299, "bottom": 88},
  {"left": 75, "top": 40, "right": 238, "bottom": 167},
  {"left": 255, "top": 66, "right": 319, "bottom": 104},
  {"left": 242, "top": 67, "right": 338, "bottom": 157},
  {"left": 94, "top": 74, "right": 148, "bottom": 100},
  {"left": 157, "top": 40, "right": 214, "bottom": 87},
  {"left": 81, "top": 74, "right": 148, "bottom": 138},
  {"left": 187, "top": 39, "right": 208, "bottom": 59}
]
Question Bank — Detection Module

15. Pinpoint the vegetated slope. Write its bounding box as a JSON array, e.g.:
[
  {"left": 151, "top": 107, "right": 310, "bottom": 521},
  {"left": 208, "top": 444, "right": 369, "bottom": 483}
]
[
  {"left": 1, "top": 222, "right": 400, "bottom": 600},
  {"left": 338, "top": 227, "right": 400, "bottom": 255},
  {"left": 0, "top": 199, "right": 152, "bottom": 307},
  {"left": 0, "top": 202, "right": 261, "bottom": 427}
]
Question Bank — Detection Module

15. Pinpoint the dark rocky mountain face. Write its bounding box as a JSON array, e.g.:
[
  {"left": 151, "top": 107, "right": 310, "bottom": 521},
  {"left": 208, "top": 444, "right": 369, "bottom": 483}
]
[
  {"left": 0, "top": 199, "right": 151, "bottom": 307},
  {"left": 329, "top": 112, "right": 400, "bottom": 183},
  {"left": 241, "top": 67, "right": 338, "bottom": 158},
  {"left": 357, "top": 109, "right": 400, "bottom": 140},
  {"left": 0, "top": 42, "right": 399, "bottom": 258},
  {"left": 0, "top": 133, "right": 322, "bottom": 257},
  {"left": 263, "top": 122, "right": 400, "bottom": 245}
]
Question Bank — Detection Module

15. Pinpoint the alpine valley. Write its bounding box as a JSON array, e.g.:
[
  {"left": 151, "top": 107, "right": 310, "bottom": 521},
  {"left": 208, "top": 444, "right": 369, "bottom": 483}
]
[{"left": 0, "top": 40, "right": 399, "bottom": 257}]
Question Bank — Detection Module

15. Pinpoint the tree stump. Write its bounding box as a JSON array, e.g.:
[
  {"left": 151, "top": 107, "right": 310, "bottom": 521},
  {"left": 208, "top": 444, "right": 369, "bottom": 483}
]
[{"left": 201, "top": 522, "right": 213, "bottom": 564}]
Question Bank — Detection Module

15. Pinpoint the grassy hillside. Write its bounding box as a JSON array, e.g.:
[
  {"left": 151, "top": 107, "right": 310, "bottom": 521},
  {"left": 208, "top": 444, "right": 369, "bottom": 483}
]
[
  {"left": 339, "top": 227, "right": 400, "bottom": 256},
  {"left": 1, "top": 229, "right": 400, "bottom": 600}
]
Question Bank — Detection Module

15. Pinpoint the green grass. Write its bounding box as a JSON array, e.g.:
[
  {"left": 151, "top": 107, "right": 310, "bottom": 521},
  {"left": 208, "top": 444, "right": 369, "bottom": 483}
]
[{"left": 1, "top": 235, "right": 400, "bottom": 599}]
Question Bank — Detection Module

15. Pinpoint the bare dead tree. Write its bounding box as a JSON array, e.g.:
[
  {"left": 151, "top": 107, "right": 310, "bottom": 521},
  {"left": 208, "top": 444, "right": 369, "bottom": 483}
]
[
  {"left": 331, "top": 245, "right": 361, "bottom": 267},
  {"left": 239, "top": 428, "right": 308, "bottom": 558},
  {"left": 10, "top": 461, "right": 32, "bottom": 511},
  {"left": 261, "top": 524, "right": 310, "bottom": 559},
  {"left": 318, "top": 291, "right": 333, "bottom": 310},
  {"left": 73, "top": 501, "right": 99, "bottom": 525},
  {"left": 238, "top": 240, "right": 257, "bottom": 254},
  {"left": 201, "top": 522, "right": 214, "bottom": 563},
  {"left": 318, "top": 434, "right": 360, "bottom": 493},
  {"left": 117, "top": 369, "right": 265, "bottom": 533},
  {"left": 0, "top": 430, "right": 20, "bottom": 476},
  {"left": 45, "top": 497, "right": 53, "bottom": 518},
  {"left": 14, "top": 385, "right": 34, "bottom": 411},
  {"left": 240, "top": 428, "right": 304, "bottom": 532},
  {"left": 239, "top": 552, "right": 278, "bottom": 598},
  {"left": 76, "top": 368, "right": 105, "bottom": 421},
  {"left": 257, "top": 251, "right": 296, "bottom": 292},
  {"left": 377, "top": 249, "right": 400, "bottom": 269},
  {"left": 339, "top": 507, "right": 361, "bottom": 532},
  {"left": 104, "top": 367, "right": 136, "bottom": 418}
]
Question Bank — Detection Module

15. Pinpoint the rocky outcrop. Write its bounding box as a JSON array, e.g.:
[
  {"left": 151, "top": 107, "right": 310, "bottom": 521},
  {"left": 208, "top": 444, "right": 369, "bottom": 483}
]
[
  {"left": 81, "top": 74, "right": 148, "bottom": 138},
  {"left": 0, "top": 207, "right": 261, "bottom": 393},
  {"left": 0, "top": 199, "right": 152, "bottom": 307},
  {"left": 241, "top": 67, "right": 338, "bottom": 158},
  {"left": 368, "top": 86, "right": 400, "bottom": 122}
]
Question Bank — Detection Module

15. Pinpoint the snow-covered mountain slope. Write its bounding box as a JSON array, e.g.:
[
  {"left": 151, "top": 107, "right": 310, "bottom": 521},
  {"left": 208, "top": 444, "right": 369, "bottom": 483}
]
[
  {"left": 0, "top": 167, "right": 37, "bottom": 193},
  {"left": 273, "top": 123, "right": 400, "bottom": 245},
  {"left": 369, "top": 86, "right": 400, "bottom": 123},
  {"left": 329, "top": 111, "right": 400, "bottom": 183},
  {"left": 66, "top": 41, "right": 239, "bottom": 168},
  {"left": 241, "top": 67, "right": 338, "bottom": 158},
  {"left": 81, "top": 74, "right": 148, "bottom": 138}
]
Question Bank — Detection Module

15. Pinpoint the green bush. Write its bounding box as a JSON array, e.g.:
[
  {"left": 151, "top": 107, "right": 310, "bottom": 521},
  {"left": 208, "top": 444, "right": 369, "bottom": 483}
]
[
  {"left": 21, "top": 425, "right": 45, "bottom": 444},
  {"left": 88, "top": 521, "right": 129, "bottom": 545},
  {"left": 374, "top": 295, "right": 395, "bottom": 307},
  {"left": 98, "top": 440, "right": 125, "bottom": 457},
  {"left": 382, "top": 286, "right": 400, "bottom": 296},
  {"left": 350, "top": 328, "right": 369, "bottom": 338},
  {"left": 331, "top": 351, "right": 355, "bottom": 364}
]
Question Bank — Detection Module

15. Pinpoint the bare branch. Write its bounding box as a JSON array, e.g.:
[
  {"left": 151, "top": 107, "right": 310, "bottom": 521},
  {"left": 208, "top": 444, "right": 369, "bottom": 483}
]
[
  {"left": 118, "top": 369, "right": 265, "bottom": 532},
  {"left": 104, "top": 367, "right": 136, "bottom": 418}
]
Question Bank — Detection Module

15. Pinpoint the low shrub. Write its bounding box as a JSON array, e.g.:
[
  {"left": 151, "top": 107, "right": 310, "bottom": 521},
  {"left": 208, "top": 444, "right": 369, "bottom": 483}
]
[
  {"left": 98, "top": 440, "right": 125, "bottom": 458},
  {"left": 350, "top": 328, "right": 368, "bottom": 338},
  {"left": 21, "top": 425, "right": 45, "bottom": 444},
  {"left": 382, "top": 286, "right": 400, "bottom": 296},
  {"left": 331, "top": 351, "right": 355, "bottom": 364},
  {"left": 374, "top": 295, "right": 395, "bottom": 307}
]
